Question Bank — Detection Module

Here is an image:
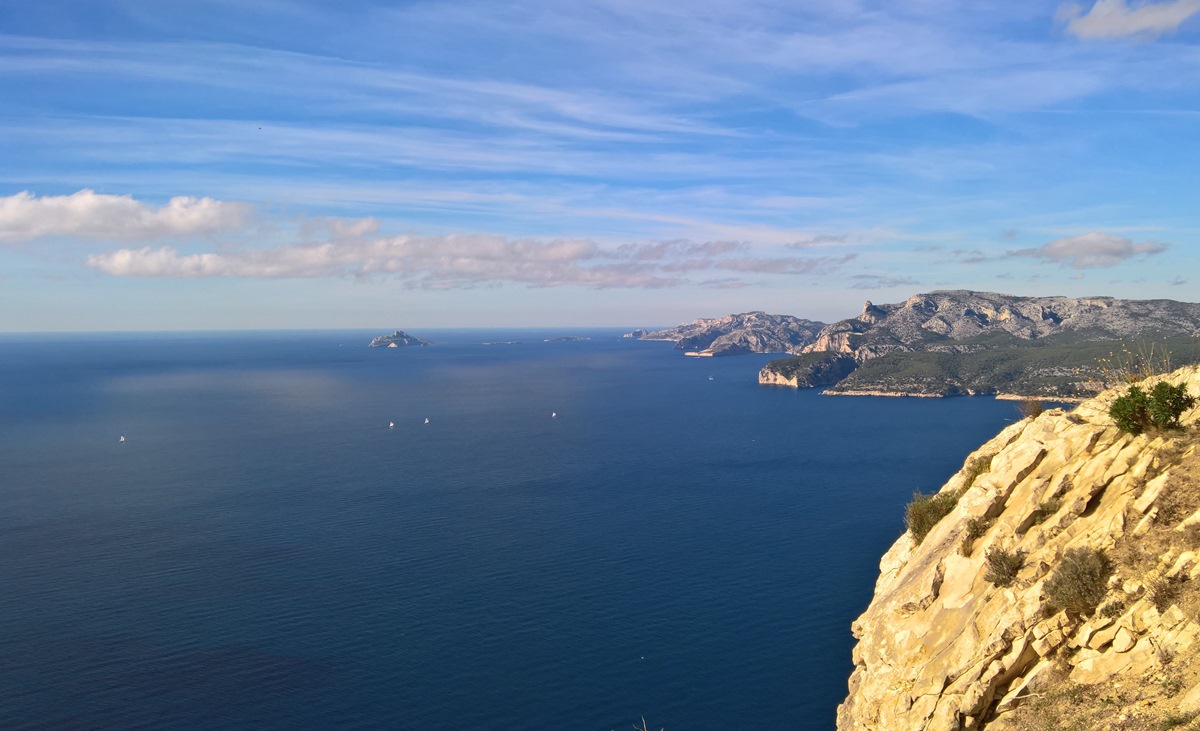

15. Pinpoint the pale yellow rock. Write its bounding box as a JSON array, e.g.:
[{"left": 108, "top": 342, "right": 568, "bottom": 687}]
[
  {"left": 837, "top": 366, "right": 1200, "bottom": 731},
  {"left": 1168, "top": 551, "right": 1197, "bottom": 578},
  {"left": 1174, "top": 622, "right": 1200, "bottom": 651},
  {"left": 1178, "top": 506, "right": 1200, "bottom": 530},
  {"left": 1031, "top": 628, "right": 1065, "bottom": 657},
  {"left": 994, "top": 660, "right": 1055, "bottom": 714},
  {"left": 1162, "top": 605, "right": 1186, "bottom": 629},
  {"left": 1072, "top": 616, "right": 1113, "bottom": 648},
  {"left": 1089, "top": 622, "right": 1121, "bottom": 650},
  {"left": 1133, "top": 507, "right": 1158, "bottom": 537},
  {"left": 1125, "top": 637, "right": 1160, "bottom": 675},
  {"left": 1134, "top": 472, "right": 1171, "bottom": 514},
  {"left": 1179, "top": 677, "right": 1200, "bottom": 714},
  {"left": 1112, "top": 627, "right": 1136, "bottom": 653},
  {"left": 1071, "top": 650, "right": 1134, "bottom": 684}
]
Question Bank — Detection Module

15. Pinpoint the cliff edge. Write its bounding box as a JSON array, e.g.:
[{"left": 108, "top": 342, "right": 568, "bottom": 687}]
[{"left": 840, "top": 366, "right": 1200, "bottom": 730}]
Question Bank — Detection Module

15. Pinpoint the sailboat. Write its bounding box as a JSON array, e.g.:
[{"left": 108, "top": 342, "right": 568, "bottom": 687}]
[
  {"left": 389, "top": 421, "right": 395, "bottom": 429},
  {"left": 118, "top": 435, "right": 125, "bottom": 443},
  {"left": 424, "top": 417, "right": 430, "bottom": 425},
  {"left": 551, "top": 411, "right": 557, "bottom": 419}
]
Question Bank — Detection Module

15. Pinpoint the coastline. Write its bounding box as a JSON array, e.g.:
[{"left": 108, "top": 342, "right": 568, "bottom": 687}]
[{"left": 822, "top": 389, "right": 945, "bottom": 398}]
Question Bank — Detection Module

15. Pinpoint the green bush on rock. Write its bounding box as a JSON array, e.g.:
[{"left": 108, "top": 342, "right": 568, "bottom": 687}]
[
  {"left": 1044, "top": 547, "right": 1114, "bottom": 616},
  {"left": 1109, "top": 382, "right": 1196, "bottom": 435},
  {"left": 905, "top": 490, "right": 961, "bottom": 545},
  {"left": 984, "top": 547, "right": 1026, "bottom": 588}
]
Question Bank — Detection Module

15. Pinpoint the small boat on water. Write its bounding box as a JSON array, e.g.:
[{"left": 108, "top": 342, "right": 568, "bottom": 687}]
[
  {"left": 118, "top": 435, "right": 125, "bottom": 443},
  {"left": 424, "top": 417, "right": 430, "bottom": 425},
  {"left": 551, "top": 411, "right": 557, "bottom": 419},
  {"left": 389, "top": 421, "right": 395, "bottom": 429}
]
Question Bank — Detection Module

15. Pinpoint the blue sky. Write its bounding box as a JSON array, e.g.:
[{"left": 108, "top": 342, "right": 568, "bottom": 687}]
[{"left": 2, "top": 0, "right": 1199, "bottom": 331}]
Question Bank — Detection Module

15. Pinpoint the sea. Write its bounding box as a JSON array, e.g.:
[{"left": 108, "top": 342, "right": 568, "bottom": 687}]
[{"left": 0, "top": 329, "right": 1026, "bottom": 730}]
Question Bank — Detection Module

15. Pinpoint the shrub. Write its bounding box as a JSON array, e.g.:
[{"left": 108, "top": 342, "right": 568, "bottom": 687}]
[
  {"left": 1110, "top": 385, "right": 1152, "bottom": 434},
  {"left": 960, "top": 516, "right": 994, "bottom": 557},
  {"left": 1016, "top": 398, "right": 1045, "bottom": 420},
  {"left": 1098, "top": 599, "right": 1126, "bottom": 618},
  {"left": 984, "top": 547, "right": 1026, "bottom": 587},
  {"left": 1148, "top": 381, "right": 1197, "bottom": 430},
  {"left": 1044, "top": 547, "right": 1114, "bottom": 616},
  {"left": 1158, "top": 712, "right": 1196, "bottom": 730},
  {"left": 962, "top": 455, "right": 992, "bottom": 490},
  {"left": 1028, "top": 499, "right": 1063, "bottom": 528},
  {"left": 1147, "top": 574, "right": 1186, "bottom": 612},
  {"left": 1109, "top": 382, "right": 1197, "bottom": 435},
  {"left": 906, "top": 490, "right": 961, "bottom": 544}
]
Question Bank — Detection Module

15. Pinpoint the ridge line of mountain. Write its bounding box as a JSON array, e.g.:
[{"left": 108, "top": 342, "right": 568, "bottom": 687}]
[{"left": 632, "top": 291, "right": 1200, "bottom": 398}]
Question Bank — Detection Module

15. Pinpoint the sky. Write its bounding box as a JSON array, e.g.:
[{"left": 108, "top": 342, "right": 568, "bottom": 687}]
[{"left": 2, "top": 0, "right": 1200, "bottom": 331}]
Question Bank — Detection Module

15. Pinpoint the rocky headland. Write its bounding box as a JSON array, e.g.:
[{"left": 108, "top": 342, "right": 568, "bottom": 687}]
[
  {"left": 640, "top": 311, "right": 826, "bottom": 357},
  {"left": 839, "top": 366, "right": 1200, "bottom": 730},
  {"left": 760, "top": 291, "right": 1200, "bottom": 398},
  {"left": 369, "top": 330, "right": 432, "bottom": 348}
]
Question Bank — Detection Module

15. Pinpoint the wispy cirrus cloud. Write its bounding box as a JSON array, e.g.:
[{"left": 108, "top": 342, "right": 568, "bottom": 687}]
[
  {"left": 0, "top": 189, "right": 250, "bottom": 243},
  {"left": 850, "top": 274, "right": 921, "bottom": 290},
  {"left": 1058, "top": 0, "right": 1200, "bottom": 39},
  {"left": 1008, "top": 231, "right": 1167, "bottom": 268}
]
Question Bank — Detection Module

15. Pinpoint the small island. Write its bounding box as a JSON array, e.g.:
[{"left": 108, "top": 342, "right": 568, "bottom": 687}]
[
  {"left": 369, "top": 330, "right": 433, "bottom": 348},
  {"left": 544, "top": 336, "right": 591, "bottom": 342}
]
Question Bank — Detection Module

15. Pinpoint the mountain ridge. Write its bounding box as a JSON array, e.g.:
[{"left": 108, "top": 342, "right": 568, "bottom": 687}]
[
  {"left": 762, "top": 291, "right": 1200, "bottom": 397},
  {"left": 638, "top": 311, "right": 826, "bottom": 356}
]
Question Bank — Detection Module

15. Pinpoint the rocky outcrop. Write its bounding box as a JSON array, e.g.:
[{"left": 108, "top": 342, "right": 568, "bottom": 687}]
[
  {"left": 759, "top": 291, "right": 1200, "bottom": 397},
  {"left": 641, "top": 311, "right": 825, "bottom": 356},
  {"left": 369, "top": 330, "right": 432, "bottom": 348},
  {"left": 839, "top": 366, "right": 1200, "bottom": 730},
  {"left": 758, "top": 352, "right": 858, "bottom": 388}
]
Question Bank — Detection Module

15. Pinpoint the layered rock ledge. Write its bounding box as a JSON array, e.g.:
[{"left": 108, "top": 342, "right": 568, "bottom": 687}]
[{"left": 839, "top": 366, "right": 1200, "bottom": 730}]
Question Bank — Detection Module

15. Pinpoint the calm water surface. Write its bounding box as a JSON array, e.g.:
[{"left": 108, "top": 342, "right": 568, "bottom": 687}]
[{"left": 0, "top": 330, "right": 1023, "bottom": 730}]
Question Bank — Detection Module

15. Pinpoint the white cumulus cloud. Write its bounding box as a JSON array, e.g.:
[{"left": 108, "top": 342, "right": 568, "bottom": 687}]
[
  {"left": 1059, "top": 0, "right": 1200, "bottom": 39},
  {"left": 0, "top": 189, "right": 251, "bottom": 243},
  {"left": 1009, "top": 232, "right": 1167, "bottom": 268}
]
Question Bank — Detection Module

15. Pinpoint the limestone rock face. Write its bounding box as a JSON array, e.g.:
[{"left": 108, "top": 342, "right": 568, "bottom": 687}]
[
  {"left": 759, "top": 290, "right": 1200, "bottom": 397},
  {"left": 640, "top": 311, "right": 825, "bottom": 356},
  {"left": 838, "top": 366, "right": 1200, "bottom": 731},
  {"left": 806, "top": 292, "right": 1200, "bottom": 361},
  {"left": 758, "top": 353, "right": 858, "bottom": 388}
]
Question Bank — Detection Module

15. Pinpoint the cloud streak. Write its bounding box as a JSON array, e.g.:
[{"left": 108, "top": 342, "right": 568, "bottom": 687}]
[
  {"left": 84, "top": 233, "right": 854, "bottom": 289},
  {"left": 0, "top": 189, "right": 250, "bottom": 243},
  {"left": 1008, "top": 231, "right": 1167, "bottom": 268},
  {"left": 1059, "top": 0, "right": 1200, "bottom": 39}
]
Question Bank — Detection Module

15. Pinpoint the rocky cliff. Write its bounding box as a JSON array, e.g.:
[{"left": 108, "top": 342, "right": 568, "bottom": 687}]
[
  {"left": 757, "top": 352, "right": 858, "bottom": 388},
  {"left": 839, "top": 366, "right": 1200, "bottom": 730},
  {"left": 641, "top": 311, "right": 825, "bottom": 356},
  {"left": 761, "top": 291, "right": 1200, "bottom": 397}
]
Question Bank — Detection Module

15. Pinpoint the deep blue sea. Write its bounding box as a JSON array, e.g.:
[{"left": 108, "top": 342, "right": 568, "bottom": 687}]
[{"left": 0, "top": 329, "right": 1023, "bottom": 730}]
